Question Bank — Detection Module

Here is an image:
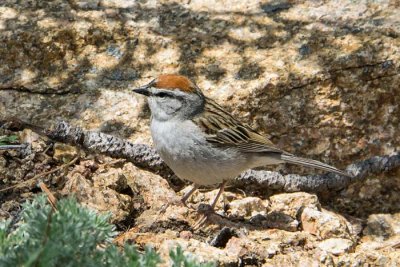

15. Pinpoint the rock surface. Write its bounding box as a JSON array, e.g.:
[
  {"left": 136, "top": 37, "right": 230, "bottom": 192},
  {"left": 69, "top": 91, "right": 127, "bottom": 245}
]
[
  {"left": 363, "top": 213, "right": 400, "bottom": 240},
  {"left": 1, "top": 0, "right": 399, "bottom": 169},
  {"left": 301, "top": 207, "right": 351, "bottom": 239},
  {"left": 270, "top": 192, "right": 320, "bottom": 218},
  {"left": 1, "top": 0, "right": 400, "bottom": 265},
  {"left": 228, "top": 197, "right": 268, "bottom": 218},
  {"left": 317, "top": 238, "right": 354, "bottom": 255}
]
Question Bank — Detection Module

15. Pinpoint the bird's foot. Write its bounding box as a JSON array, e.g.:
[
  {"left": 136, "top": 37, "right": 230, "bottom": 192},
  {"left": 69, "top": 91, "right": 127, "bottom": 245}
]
[
  {"left": 192, "top": 203, "right": 219, "bottom": 230},
  {"left": 197, "top": 203, "right": 215, "bottom": 214}
]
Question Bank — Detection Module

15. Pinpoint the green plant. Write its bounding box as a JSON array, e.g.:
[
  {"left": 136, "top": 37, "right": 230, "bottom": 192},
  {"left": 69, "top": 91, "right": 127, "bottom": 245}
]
[
  {"left": 0, "top": 135, "right": 18, "bottom": 146},
  {"left": 170, "top": 246, "right": 215, "bottom": 267},
  {"left": 0, "top": 195, "right": 213, "bottom": 267}
]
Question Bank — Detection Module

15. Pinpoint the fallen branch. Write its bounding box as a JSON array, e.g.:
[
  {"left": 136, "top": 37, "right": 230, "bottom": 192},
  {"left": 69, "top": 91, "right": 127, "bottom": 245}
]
[
  {"left": 46, "top": 121, "right": 171, "bottom": 176},
  {"left": 231, "top": 152, "right": 399, "bottom": 195},
  {"left": 1, "top": 118, "right": 171, "bottom": 176},
  {"left": 2, "top": 119, "right": 399, "bottom": 195}
]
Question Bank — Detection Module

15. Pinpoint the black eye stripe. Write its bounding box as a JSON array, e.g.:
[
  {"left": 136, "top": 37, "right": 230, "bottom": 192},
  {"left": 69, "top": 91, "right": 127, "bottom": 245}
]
[{"left": 154, "top": 92, "right": 172, "bottom": 98}]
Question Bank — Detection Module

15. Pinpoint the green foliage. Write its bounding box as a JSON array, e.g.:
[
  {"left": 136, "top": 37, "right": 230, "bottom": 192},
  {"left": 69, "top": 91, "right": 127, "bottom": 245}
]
[
  {"left": 0, "top": 195, "right": 212, "bottom": 267},
  {"left": 170, "top": 246, "right": 215, "bottom": 267},
  {"left": 0, "top": 135, "right": 18, "bottom": 146}
]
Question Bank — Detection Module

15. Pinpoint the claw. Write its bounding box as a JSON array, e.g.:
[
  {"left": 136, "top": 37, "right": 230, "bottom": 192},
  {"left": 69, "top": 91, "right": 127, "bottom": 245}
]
[
  {"left": 157, "top": 184, "right": 200, "bottom": 216},
  {"left": 192, "top": 181, "right": 228, "bottom": 230},
  {"left": 193, "top": 215, "right": 209, "bottom": 230},
  {"left": 193, "top": 204, "right": 214, "bottom": 229}
]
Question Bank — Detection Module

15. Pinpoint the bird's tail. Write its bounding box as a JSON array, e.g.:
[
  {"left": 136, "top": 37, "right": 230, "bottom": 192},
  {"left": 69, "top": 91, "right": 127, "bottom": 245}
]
[{"left": 280, "top": 154, "right": 352, "bottom": 177}]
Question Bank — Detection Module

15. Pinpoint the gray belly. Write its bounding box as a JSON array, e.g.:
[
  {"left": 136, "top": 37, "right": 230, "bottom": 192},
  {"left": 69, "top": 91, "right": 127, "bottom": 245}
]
[{"left": 150, "top": 119, "right": 250, "bottom": 185}]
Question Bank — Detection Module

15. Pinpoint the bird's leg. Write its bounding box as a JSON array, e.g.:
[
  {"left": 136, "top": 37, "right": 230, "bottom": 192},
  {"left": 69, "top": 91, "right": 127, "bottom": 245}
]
[
  {"left": 210, "top": 180, "right": 227, "bottom": 210},
  {"left": 181, "top": 184, "right": 199, "bottom": 208},
  {"left": 159, "top": 184, "right": 199, "bottom": 215},
  {"left": 194, "top": 180, "right": 227, "bottom": 229}
]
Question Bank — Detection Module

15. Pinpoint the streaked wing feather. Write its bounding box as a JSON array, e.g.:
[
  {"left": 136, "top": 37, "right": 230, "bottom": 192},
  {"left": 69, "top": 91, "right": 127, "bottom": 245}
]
[
  {"left": 192, "top": 98, "right": 351, "bottom": 177},
  {"left": 193, "top": 98, "right": 285, "bottom": 154}
]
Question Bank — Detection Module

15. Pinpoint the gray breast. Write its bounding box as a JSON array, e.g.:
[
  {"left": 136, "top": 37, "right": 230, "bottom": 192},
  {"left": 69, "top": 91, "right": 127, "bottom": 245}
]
[{"left": 150, "top": 118, "right": 250, "bottom": 185}]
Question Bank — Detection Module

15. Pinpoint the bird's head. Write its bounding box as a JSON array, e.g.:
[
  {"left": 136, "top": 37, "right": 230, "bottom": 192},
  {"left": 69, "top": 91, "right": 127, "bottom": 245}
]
[{"left": 133, "top": 74, "right": 205, "bottom": 121}]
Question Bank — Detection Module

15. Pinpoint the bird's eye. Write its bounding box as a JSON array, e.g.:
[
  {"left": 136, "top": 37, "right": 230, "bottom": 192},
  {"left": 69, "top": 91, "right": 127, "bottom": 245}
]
[{"left": 155, "top": 92, "right": 171, "bottom": 98}]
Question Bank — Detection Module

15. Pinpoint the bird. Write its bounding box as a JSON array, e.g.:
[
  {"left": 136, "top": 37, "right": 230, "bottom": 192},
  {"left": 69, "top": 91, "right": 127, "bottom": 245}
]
[{"left": 133, "top": 74, "right": 352, "bottom": 212}]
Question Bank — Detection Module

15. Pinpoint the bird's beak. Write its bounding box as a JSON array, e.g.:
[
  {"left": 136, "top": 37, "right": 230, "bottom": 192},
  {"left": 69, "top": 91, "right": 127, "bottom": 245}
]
[
  {"left": 132, "top": 85, "right": 150, "bottom": 96},
  {"left": 132, "top": 79, "right": 155, "bottom": 96}
]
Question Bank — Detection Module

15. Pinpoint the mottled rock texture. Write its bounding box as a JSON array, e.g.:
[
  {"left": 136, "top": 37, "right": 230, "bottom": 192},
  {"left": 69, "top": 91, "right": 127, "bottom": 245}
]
[
  {"left": 1, "top": 0, "right": 399, "bottom": 265},
  {"left": 1, "top": 0, "right": 398, "bottom": 167}
]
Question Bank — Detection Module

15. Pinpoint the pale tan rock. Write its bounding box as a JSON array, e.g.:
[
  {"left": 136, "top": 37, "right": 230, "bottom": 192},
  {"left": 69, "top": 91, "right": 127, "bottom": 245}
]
[
  {"left": 338, "top": 251, "right": 400, "bottom": 267},
  {"left": 228, "top": 197, "right": 267, "bottom": 218},
  {"left": 224, "top": 237, "right": 250, "bottom": 258},
  {"left": 225, "top": 235, "right": 281, "bottom": 260},
  {"left": 61, "top": 164, "right": 131, "bottom": 223},
  {"left": 19, "top": 129, "right": 44, "bottom": 151},
  {"left": 263, "top": 251, "right": 320, "bottom": 267},
  {"left": 301, "top": 208, "right": 351, "bottom": 239},
  {"left": 124, "top": 163, "right": 177, "bottom": 209},
  {"left": 358, "top": 235, "right": 400, "bottom": 252},
  {"left": 92, "top": 166, "right": 128, "bottom": 192},
  {"left": 269, "top": 192, "right": 320, "bottom": 219},
  {"left": 179, "top": 230, "right": 193, "bottom": 240},
  {"left": 317, "top": 238, "right": 354, "bottom": 255},
  {"left": 247, "top": 229, "right": 315, "bottom": 259},
  {"left": 62, "top": 159, "right": 176, "bottom": 224}
]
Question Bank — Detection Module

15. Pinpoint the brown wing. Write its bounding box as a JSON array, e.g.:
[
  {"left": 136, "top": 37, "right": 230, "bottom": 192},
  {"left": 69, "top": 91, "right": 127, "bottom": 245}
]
[
  {"left": 193, "top": 98, "right": 352, "bottom": 177},
  {"left": 193, "top": 98, "right": 287, "bottom": 154}
]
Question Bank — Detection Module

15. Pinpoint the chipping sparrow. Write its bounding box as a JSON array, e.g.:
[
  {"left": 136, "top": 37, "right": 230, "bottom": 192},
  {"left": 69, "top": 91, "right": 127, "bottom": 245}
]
[{"left": 133, "top": 74, "right": 351, "bottom": 210}]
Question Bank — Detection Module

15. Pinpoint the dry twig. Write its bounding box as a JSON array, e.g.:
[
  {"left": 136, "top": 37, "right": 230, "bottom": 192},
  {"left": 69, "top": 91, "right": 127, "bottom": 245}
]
[{"left": 39, "top": 182, "right": 58, "bottom": 210}]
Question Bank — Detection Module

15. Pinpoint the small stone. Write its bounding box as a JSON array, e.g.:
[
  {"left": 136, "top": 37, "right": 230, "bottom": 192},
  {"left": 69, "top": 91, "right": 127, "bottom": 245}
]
[
  {"left": 53, "top": 143, "right": 79, "bottom": 162},
  {"left": 210, "top": 227, "right": 235, "bottom": 248},
  {"left": 269, "top": 192, "right": 320, "bottom": 219},
  {"left": 228, "top": 197, "right": 267, "bottom": 218},
  {"left": 179, "top": 231, "right": 193, "bottom": 240},
  {"left": 263, "top": 212, "right": 299, "bottom": 232},
  {"left": 225, "top": 237, "right": 249, "bottom": 258},
  {"left": 19, "top": 129, "right": 45, "bottom": 151},
  {"left": 317, "top": 238, "right": 353, "bottom": 255},
  {"left": 363, "top": 213, "right": 400, "bottom": 240},
  {"left": 301, "top": 208, "right": 351, "bottom": 239}
]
